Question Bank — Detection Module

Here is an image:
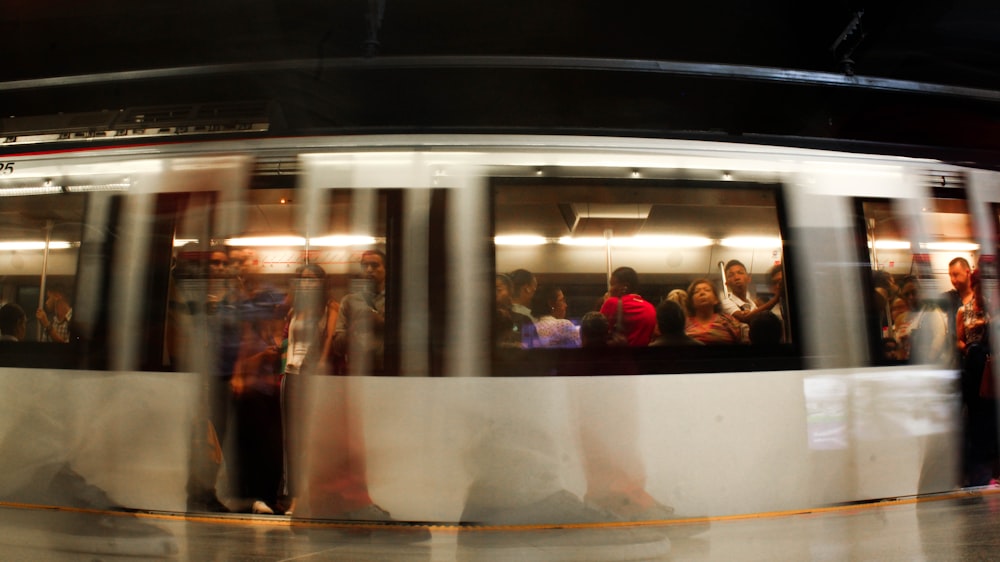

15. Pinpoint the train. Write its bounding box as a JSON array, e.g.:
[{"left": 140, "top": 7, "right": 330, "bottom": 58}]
[{"left": 0, "top": 132, "right": 995, "bottom": 524}]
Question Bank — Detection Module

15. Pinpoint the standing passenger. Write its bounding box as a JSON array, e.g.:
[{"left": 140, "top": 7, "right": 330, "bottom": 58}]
[
  {"left": 956, "top": 268, "right": 996, "bottom": 486},
  {"left": 944, "top": 257, "right": 974, "bottom": 345},
  {"left": 279, "top": 263, "right": 333, "bottom": 515},
  {"left": 599, "top": 267, "right": 657, "bottom": 347},
  {"left": 721, "top": 260, "right": 780, "bottom": 342},
  {"left": 684, "top": 279, "right": 742, "bottom": 345},
  {"left": 36, "top": 283, "right": 73, "bottom": 343},
  {"left": 303, "top": 248, "right": 425, "bottom": 535},
  {"left": 530, "top": 286, "right": 581, "bottom": 348},
  {"left": 509, "top": 269, "right": 539, "bottom": 322},
  {"left": 332, "top": 250, "right": 387, "bottom": 376},
  {"left": 494, "top": 273, "right": 534, "bottom": 349}
]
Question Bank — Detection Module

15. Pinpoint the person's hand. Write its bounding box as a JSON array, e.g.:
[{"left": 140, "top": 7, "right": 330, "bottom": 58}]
[{"left": 35, "top": 308, "right": 49, "bottom": 327}]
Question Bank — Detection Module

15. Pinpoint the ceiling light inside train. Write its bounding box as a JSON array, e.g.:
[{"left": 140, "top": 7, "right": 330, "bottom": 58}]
[
  {"left": 0, "top": 186, "right": 64, "bottom": 197},
  {"left": 0, "top": 241, "right": 72, "bottom": 250},
  {"left": 494, "top": 235, "right": 548, "bottom": 246},
  {"left": 720, "top": 236, "right": 782, "bottom": 248},
  {"left": 923, "top": 241, "right": 980, "bottom": 252},
  {"left": 868, "top": 240, "right": 911, "bottom": 250},
  {"left": 225, "top": 235, "right": 379, "bottom": 247},
  {"left": 557, "top": 235, "right": 714, "bottom": 248}
]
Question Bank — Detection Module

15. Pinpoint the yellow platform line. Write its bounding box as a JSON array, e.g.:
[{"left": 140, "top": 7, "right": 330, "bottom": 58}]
[{"left": 2, "top": 486, "right": 997, "bottom": 533}]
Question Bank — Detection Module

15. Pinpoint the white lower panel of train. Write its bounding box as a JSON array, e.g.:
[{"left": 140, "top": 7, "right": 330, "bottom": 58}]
[{"left": 0, "top": 367, "right": 959, "bottom": 521}]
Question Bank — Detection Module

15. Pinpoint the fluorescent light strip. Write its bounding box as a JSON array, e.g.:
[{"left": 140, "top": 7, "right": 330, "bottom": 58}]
[
  {"left": 495, "top": 235, "right": 548, "bottom": 246},
  {"left": 720, "top": 237, "right": 783, "bottom": 249},
  {"left": 867, "top": 240, "right": 980, "bottom": 251},
  {"left": 923, "top": 241, "right": 980, "bottom": 252},
  {"left": 868, "top": 240, "right": 912, "bottom": 250},
  {"left": 556, "top": 235, "right": 714, "bottom": 248},
  {"left": 615, "top": 235, "right": 714, "bottom": 248},
  {"left": 0, "top": 186, "right": 63, "bottom": 197},
  {"left": 65, "top": 183, "right": 130, "bottom": 193},
  {"left": 224, "top": 235, "right": 379, "bottom": 247},
  {"left": 0, "top": 241, "right": 72, "bottom": 250}
]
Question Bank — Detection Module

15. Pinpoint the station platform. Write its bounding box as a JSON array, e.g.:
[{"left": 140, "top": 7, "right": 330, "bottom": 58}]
[{"left": 2, "top": 488, "right": 999, "bottom": 561}]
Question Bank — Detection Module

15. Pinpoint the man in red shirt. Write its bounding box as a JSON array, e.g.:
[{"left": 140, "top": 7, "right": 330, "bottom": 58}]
[{"left": 600, "top": 267, "right": 657, "bottom": 346}]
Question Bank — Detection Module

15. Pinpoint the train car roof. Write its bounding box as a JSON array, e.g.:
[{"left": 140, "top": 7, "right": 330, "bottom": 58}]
[{"left": 2, "top": 1, "right": 1000, "bottom": 162}]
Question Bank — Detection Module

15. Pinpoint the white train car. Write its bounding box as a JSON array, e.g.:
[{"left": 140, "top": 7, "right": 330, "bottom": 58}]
[{"left": 0, "top": 134, "right": 995, "bottom": 524}]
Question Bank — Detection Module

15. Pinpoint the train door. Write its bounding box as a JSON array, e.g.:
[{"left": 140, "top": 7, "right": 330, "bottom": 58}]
[{"left": 855, "top": 172, "right": 978, "bottom": 367}]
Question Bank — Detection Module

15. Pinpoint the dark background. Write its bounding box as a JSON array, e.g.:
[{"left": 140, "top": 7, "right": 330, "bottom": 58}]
[{"left": 3, "top": 1, "right": 999, "bottom": 161}]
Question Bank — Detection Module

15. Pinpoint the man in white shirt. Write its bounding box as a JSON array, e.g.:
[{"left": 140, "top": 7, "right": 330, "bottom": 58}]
[{"left": 721, "top": 260, "right": 781, "bottom": 341}]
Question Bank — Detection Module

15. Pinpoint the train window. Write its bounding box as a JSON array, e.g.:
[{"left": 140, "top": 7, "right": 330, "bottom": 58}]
[
  {"left": 857, "top": 196, "right": 973, "bottom": 366},
  {"left": 492, "top": 178, "right": 797, "bottom": 375},
  {"left": 0, "top": 191, "right": 89, "bottom": 366},
  {"left": 160, "top": 184, "right": 408, "bottom": 376}
]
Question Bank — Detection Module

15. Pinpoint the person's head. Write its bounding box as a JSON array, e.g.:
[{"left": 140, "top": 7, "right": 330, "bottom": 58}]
[
  {"left": 360, "top": 249, "right": 387, "bottom": 290},
  {"left": 656, "top": 300, "right": 687, "bottom": 336},
  {"left": 665, "top": 289, "right": 689, "bottom": 315},
  {"left": 297, "top": 263, "right": 326, "bottom": 279},
  {"left": 872, "top": 270, "right": 894, "bottom": 301},
  {"left": 208, "top": 247, "right": 230, "bottom": 279},
  {"left": 495, "top": 274, "right": 513, "bottom": 310},
  {"left": 949, "top": 257, "right": 972, "bottom": 293},
  {"left": 44, "top": 282, "right": 72, "bottom": 313},
  {"left": 0, "top": 303, "right": 26, "bottom": 341},
  {"left": 768, "top": 263, "right": 784, "bottom": 298},
  {"left": 293, "top": 263, "right": 327, "bottom": 311},
  {"left": 749, "top": 312, "right": 783, "bottom": 345},
  {"left": 724, "top": 260, "right": 750, "bottom": 296},
  {"left": 899, "top": 275, "right": 919, "bottom": 312},
  {"left": 531, "top": 285, "right": 568, "bottom": 320},
  {"left": 509, "top": 269, "right": 537, "bottom": 305},
  {"left": 686, "top": 278, "right": 721, "bottom": 316},
  {"left": 609, "top": 267, "right": 639, "bottom": 298},
  {"left": 580, "top": 311, "right": 609, "bottom": 347}
]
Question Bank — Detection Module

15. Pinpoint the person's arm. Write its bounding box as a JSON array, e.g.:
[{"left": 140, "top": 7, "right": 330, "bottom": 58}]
[
  {"left": 319, "top": 300, "right": 341, "bottom": 365},
  {"left": 35, "top": 310, "right": 67, "bottom": 343},
  {"left": 956, "top": 308, "right": 967, "bottom": 355},
  {"left": 732, "top": 294, "right": 779, "bottom": 324}
]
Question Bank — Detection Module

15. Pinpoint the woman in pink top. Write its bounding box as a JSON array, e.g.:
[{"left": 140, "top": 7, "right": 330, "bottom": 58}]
[{"left": 684, "top": 278, "right": 742, "bottom": 345}]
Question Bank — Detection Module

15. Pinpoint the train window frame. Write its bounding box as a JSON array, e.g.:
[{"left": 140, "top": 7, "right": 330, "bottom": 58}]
[
  {"left": 0, "top": 191, "right": 95, "bottom": 369},
  {"left": 489, "top": 175, "right": 802, "bottom": 376}
]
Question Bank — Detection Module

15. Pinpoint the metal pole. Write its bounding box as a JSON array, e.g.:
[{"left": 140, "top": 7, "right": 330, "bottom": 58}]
[
  {"left": 719, "top": 261, "right": 730, "bottom": 299},
  {"left": 37, "top": 220, "right": 53, "bottom": 341},
  {"left": 604, "top": 229, "right": 613, "bottom": 290}
]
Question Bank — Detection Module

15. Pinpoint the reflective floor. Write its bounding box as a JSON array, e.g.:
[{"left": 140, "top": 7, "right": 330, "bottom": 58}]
[{"left": 2, "top": 489, "right": 1000, "bottom": 561}]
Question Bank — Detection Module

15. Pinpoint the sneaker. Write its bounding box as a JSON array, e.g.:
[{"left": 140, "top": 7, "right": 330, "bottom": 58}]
[
  {"left": 584, "top": 492, "right": 710, "bottom": 537},
  {"left": 461, "top": 489, "right": 621, "bottom": 526},
  {"left": 336, "top": 503, "right": 394, "bottom": 521},
  {"left": 584, "top": 493, "right": 676, "bottom": 521},
  {"left": 0, "top": 507, "right": 178, "bottom": 557},
  {"left": 314, "top": 503, "right": 431, "bottom": 543},
  {"left": 252, "top": 500, "right": 275, "bottom": 515}
]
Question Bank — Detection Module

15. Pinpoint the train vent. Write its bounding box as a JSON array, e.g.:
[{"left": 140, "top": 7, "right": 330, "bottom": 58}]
[
  {"left": 921, "top": 168, "right": 967, "bottom": 191},
  {"left": 1, "top": 102, "right": 271, "bottom": 146}
]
